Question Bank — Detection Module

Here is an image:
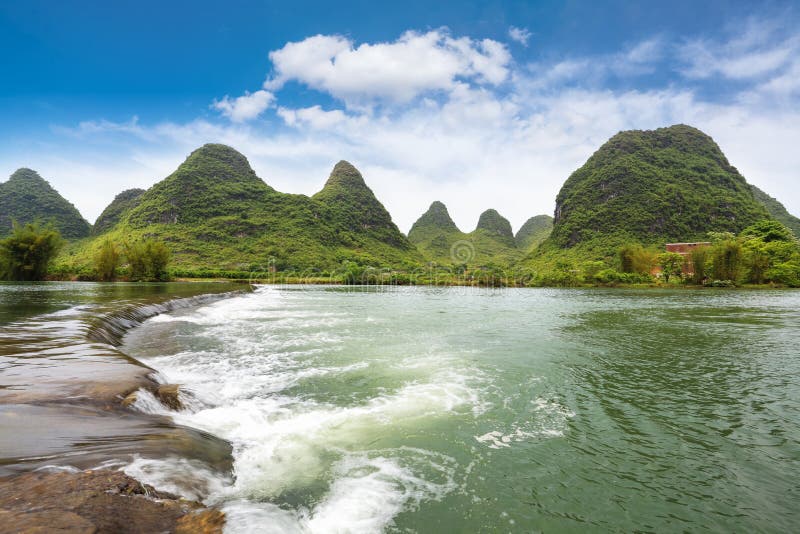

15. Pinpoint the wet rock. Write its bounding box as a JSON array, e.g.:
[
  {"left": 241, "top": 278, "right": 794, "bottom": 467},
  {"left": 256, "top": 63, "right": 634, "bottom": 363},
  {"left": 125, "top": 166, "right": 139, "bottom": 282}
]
[
  {"left": 120, "top": 391, "right": 138, "bottom": 408},
  {"left": 0, "top": 470, "right": 224, "bottom": 534},
  {"left": 176, "top": 509, "right": 226, "bottom": 533},
  {"left": 156, "top": 384, "right": 182, "bottom": 410}
]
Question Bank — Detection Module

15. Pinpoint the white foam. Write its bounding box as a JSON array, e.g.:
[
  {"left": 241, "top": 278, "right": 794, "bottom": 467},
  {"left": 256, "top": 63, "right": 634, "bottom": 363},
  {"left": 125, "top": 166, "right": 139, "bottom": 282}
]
[
  {"left": 122, "top": 287, "right": 491, "bottom": 532},
  {"left": 123, "top": 455, "right": 232, "bottom": 502},
  {"left": 474, "top": 397, "right": 575, "bottom": 449},
  {"left": 221, "top": 450, "right": 457, "bottom": 534}
]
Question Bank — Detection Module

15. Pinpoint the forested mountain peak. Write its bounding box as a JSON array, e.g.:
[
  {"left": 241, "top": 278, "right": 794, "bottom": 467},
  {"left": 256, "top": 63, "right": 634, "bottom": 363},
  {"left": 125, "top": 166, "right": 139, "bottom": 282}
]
[
  {"left": 547, "top": 124, "right": 770, "bottom": 250},
  {"left": 0, "top": 168, "right": 91, "bottom": 238}
]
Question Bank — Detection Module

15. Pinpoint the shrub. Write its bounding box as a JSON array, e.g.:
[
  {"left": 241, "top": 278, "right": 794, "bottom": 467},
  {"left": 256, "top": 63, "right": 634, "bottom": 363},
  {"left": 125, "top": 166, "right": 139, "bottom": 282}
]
[
  {"left": 94, "top": 239, "right": 120, "bottom": 281},
  {"left": 765, "top": 262, "right": 800, "bottom": 287},
  {"left": 619, "top": 244, "right": 656, "bottom": 274},
  {"left": 690, "top": 246, "right": 709, "bottom": 284},
  {"left": 656, "top": 252, "right": 684, "bottom": 283},
  {"left": 0, "top": 222, "right": 64, "bottom": 281},
  {"left": 123, "top": 239, "right": 171, "bottom": 281},
  {"left": 711, "top": 239, "right": 743, "bottom": 283}
]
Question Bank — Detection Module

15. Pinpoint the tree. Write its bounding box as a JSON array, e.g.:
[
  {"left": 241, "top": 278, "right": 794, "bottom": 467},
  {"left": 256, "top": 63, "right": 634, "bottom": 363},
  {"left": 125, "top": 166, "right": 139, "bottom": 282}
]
[
  {"left": 123, "top": 239, "right": 171, "bottom": 281},
  {"left": 0, "top": 222, "right": 64, "bottom": 281},
  {"left": 144, "top": 240, "right": 170, "bottom": 281},
  {"left": 739, "top": 220, "right": 800, "bottom": 284},
  {"left": 94, "top": 239, "right": 120, "bottom": 281},
  {"left": 690, "top": 246, "right": 709, "bottom": 285},
  {"left": 619, "top": 244, "right": 656, "bottom": 274},
  {"left": 656, "top": 252, "right": 684, "bottom": 283},
  {"left": 740, "top": 219, "right": 796, "bottom": 243},
  {"left": 743, "top": 242, "right": 771, "bottom": 284},
  {"left": 711, "top": 239, "right": 744, "bottom": 282}
]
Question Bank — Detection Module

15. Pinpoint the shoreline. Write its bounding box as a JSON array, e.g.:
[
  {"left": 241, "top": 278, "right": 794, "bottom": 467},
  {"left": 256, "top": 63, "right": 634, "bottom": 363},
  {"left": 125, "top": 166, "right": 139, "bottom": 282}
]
[
  {"left": 33, "top": 275, "right": 800, "bottom": 291},
  {"left": 0, "top": 284, "right": 253, "bottom": 532}
]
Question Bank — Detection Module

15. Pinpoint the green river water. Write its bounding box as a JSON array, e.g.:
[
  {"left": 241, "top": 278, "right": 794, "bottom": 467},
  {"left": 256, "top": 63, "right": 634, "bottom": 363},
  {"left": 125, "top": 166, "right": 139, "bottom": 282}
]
[{"left": 2, "top": 283, "right": 799, "bottom": 532}]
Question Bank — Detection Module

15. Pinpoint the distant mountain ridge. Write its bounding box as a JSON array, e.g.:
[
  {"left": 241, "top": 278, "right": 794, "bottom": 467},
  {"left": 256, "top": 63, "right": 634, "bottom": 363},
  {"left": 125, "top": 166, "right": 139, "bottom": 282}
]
[
  {"left": 0, "top": 168, "right": 91, "bottom": 238},
  {"left": 61, "top": 144, "right": 419, "bottom": 271},
  {"left": 408, "top": 201, "right": 521, "bottom": 265},
  {"left": 475, "top": 209, "right": 516, "bottom": 247},
  {"left": 4, "top": 124, "right": 793, "bottom": 277}
]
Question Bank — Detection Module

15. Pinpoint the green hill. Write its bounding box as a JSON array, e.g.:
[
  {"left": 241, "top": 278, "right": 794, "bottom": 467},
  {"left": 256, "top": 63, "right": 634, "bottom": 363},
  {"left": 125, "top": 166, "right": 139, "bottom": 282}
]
[
  {"left": 475, "top": 209, "right": 516, "bottom": 247},
  {"left": 312, "top": 161, "right": 411, "bottom": 249},
  {"left": 93, "top": 188, "right": 145, "bottom": 235},
  {"left": 0, "top": 168, "right": 91, "bottom": 239},
  {"left": 544, "top": 124, "right": 770, "bottom": 256},
  {"left": 515, "top": 215, "right": 553, "bottom": 250},
  {"left": 56, "top": 145, "right": 420, "bottom": 273},
  {"left": 408, "top": 202, "right": 520, "bottom": 266},
  {"left": 749, "top": 184, "right": 800, "bottom": 238},
  {"left": 408, "top": 201, "right": 459, "bottom": 241},
  {"left": 126, "top": 144, "right": 273, "bottom": 227}
]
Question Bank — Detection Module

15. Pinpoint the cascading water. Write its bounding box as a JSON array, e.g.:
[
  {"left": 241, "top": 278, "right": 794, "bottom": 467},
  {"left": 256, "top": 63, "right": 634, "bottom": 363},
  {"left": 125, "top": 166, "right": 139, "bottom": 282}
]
[{"left": 119, "top": 285, "right": 800, "bottom": 533}]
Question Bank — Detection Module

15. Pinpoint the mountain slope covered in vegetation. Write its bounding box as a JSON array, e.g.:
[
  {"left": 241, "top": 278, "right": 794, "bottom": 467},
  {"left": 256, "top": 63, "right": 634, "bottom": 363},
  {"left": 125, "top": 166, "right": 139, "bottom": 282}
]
[
  {"left": 0, "top": 168, "right": 91, "bottom": 238},
  {"left": 312, "top": 161, "right": 412, "bottom": 249},
  {"left": 56, "top": 145, "right": 420, "bottom": 273},
  {"left": 93, "top": 188, "right": 145, "bottom": 235},
  {"left": 408, "top": 202, "right": 521, "bottom": 266},
  {"left": 750, "top": 184, "right": 800, "bottom": 238},
  {"left": 544, "top": 124, "right": 770, "bottom": 255},
  {"left": 515, "top": 215, "right": 553, "bottom": 250}
]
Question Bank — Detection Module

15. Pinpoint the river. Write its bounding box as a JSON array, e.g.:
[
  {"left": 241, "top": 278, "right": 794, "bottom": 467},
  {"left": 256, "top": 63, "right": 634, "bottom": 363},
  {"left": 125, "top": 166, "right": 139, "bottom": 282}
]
[{"left": 3, "top": 283, "right": 799, "bottom": 532}]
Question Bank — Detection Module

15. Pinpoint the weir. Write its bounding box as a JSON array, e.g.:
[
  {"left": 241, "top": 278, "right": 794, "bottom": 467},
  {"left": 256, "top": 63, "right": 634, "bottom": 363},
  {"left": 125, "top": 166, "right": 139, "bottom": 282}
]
[{"left": 0, "top": 282, "right": 250, "bottom": 475}]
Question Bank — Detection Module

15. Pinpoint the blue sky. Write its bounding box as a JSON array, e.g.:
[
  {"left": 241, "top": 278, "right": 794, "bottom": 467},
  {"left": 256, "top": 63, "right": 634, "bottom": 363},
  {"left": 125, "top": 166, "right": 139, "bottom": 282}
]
[{"left": 1, "top": 0, "right": 799, "bottom": 232}]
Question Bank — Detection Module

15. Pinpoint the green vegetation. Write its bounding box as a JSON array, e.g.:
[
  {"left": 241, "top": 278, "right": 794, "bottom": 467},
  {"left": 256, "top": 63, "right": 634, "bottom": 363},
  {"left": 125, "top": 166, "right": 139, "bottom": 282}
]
[
  {"left": 739, "top": 220, "right": 800, "bottom": 286},
  {"left": 619, "top": 243, "right": 657, "bottom": 275},
  {"left": 0, "top": 168, "right": 91, "bottom": 238},
  {"left": 656, "top": 252, "right": 684, "bottom": 282},
  {"left": 55, "top": 145, "right": 422, "bottom": 276},
  {"left": 523, "top": 124, "right": 797, "bottom": 285},
  {"left": 690, "top": 246, "right": 709, "bottom": 284},
  {"left": 546, "top": 125, "right": 769, "bottom": 251},
  {"left": 93, "top": 188, "right": 145, "bottom": 235},
  {"left": 18, "top": 125, "right": 800, "bottom": 289},
  {"left": 750, "top": 184, "right": 800, "bottom": 238},
  {"left": 94, "top": 239, "right": 120, "bottom": 281},
  {"left": 407, "top": 201, "right": 522, "bottom": 267},
  {"left": 515, "top": 215, "right": 553, "bottom": 250},
  {"left": 0, "top": 222, "right": 64, "bottom": 281},
  {"left": 312, "top": 160, "right": 411, "bottom": 249},
  {"left": 124, "top": 239, "right": 171, "bottom": 281},
  {"left": 475, "top": 209, "right": 516, "bottom": 247}
]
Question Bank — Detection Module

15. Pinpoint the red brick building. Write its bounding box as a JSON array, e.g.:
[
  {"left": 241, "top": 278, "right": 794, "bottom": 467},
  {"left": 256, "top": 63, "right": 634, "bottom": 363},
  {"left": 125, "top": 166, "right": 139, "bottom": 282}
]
[{"left": 664, "top": 242, "right": 711, "bottom": 276}]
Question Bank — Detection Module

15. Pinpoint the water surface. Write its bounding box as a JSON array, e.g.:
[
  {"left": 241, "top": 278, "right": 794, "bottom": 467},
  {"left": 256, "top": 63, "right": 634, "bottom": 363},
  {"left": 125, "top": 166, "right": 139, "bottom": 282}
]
[{"left": 120, "top": 286, "right": 800, "bottom": 532}]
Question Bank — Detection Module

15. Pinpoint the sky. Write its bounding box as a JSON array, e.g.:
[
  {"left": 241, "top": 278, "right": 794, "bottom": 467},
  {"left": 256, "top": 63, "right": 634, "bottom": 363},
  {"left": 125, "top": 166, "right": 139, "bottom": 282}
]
[{"left": 1, "top": 0, "right": 799, "bottom": 233}]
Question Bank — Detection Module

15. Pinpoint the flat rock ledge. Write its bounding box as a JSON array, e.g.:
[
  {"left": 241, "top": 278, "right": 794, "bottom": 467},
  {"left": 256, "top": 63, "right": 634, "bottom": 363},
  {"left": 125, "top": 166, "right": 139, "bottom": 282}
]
[{"left": 0, "top": 469, "right": 224, "bottom": 534}]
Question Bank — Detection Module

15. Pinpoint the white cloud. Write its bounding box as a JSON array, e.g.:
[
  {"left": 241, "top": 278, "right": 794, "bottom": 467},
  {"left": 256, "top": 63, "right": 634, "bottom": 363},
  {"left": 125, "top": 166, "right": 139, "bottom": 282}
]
[
  {"left": 523, "top": 38, "right": 663, "bottom": 90},
  {"left": 263, "top": 30, "right": 511, "bottom": 107},
  {"left": 277, "top": 105, "right": 352, "bottom": 130},
  {"left": 30, "top": 22, "right": 800, "bottom": 231},
  {"left": 508, "top": 26, "right": 531, "bottom": 47},
  {"left": 678, "top": 19, "right": 798, "bottom": 80},
  {"left": 213, "top": 89, "right": 275, "bottom": 122}
]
